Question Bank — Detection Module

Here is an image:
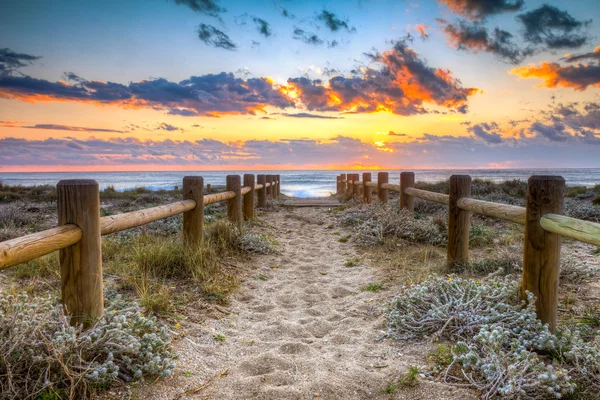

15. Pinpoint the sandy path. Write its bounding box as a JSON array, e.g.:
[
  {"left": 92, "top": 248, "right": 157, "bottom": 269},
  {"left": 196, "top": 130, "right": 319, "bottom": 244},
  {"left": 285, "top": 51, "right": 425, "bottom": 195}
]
[{"left": 138, "top": 206, "right": 475, "bottom": 400}]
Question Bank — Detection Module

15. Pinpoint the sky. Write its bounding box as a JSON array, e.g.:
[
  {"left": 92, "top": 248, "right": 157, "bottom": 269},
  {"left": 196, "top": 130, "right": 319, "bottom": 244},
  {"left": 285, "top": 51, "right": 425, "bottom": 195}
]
[{"left": 0, "top": 0, "right": 599, "bottom": 171}]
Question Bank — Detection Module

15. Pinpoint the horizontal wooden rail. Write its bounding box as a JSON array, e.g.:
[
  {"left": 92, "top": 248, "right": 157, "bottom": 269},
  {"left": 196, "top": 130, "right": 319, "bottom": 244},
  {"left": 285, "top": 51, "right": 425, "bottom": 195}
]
[
  {"left": 381, "top": 183, "right": 401, "bottom": 192},
  {"left": 204, "top": 190, "right": 236, "bottom": 205},
  {"left": 0, "top": 224, "right": 82, "bottom": 270},
  {"left": 457, "top": 198, "right": 526, "bottom": 225},
  {"left": 540, "top": 213, "right": 600, "bottom": 247},
  {"left": 255, "top": 184, "right": 264, "bottom": 190},
  {"left": 241, "top": 186, "right": 252, "bottom": 195},
  {"left": 405, "top": 187, "right": 449, "bottom": 205},
  {"left": 365, "top": 181, "right": 377, "bottom": 188}
]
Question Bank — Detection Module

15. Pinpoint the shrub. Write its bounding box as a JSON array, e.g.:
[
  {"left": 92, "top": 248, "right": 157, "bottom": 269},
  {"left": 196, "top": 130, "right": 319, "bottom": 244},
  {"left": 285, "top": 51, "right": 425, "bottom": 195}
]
[
  {"left": 342, "top": 204, "right": 446, "bottom": 246},
  {"left": 560, "top": 251, "right": 600, "bottom": 284},
  {"left": 565, "top": 186, "right": 589, "bottom": 198},
  {"left": 0, "top": 292, "right": 175, "bottom": 399},
  {"left": 593, "top": 195, "right": 600, "bottom": 206},
  {"left": 386, "top": 276, "right": 600, "bottom": 398},
  {"left": 236, "top": 232, "right": 277, "bottom": 254},
  {"left": 564, "top": 199, "right": 600, "bottom": 222}
]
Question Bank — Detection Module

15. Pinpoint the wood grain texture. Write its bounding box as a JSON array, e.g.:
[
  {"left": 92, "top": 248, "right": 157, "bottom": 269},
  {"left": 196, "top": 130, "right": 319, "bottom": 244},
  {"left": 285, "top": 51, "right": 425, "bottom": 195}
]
[
  {"left": 257, "top": 174, "right": 266, "bottom": 208},
  {"left": 381, "top": 183, "right": 400, "bottom": 192},
  {"left": 404, "top": 187, "right": 449, "bottom": 205},
  {"left": 523, "top": 176, "right": 564, "bottom": 332},
  {"left": 378, "top": 172, "right": 389, "bottom": 204},
  {"left": 243, "top": 174, "right": 255, "bottom": 221},
  {"left": 101, "top": 200, "right": 196, "bottom": 234},
  {"left": 0, "top": 225, "right": 81, "bottom": 270},
  {"left": 400, "top": 172, "right": 415, "bottom": 211},
  {"left": 540, "top": 213, "right": 600, "bottom": 247},
  {"left": 352, "top": 175, "right": 361, "bottom": 197},
  {"left": 227, "top": 175, "right": 242, "bottom": 229},
  {"left": 458, "top": 198, "right": 526, "bottom": 225},
  {"left": 365, "top": 181, "right": 377, "bottom": 188},
  {"left": 266, "top": 175, "right": 273, "bottom": 199},
  {"left": 57, "top": 179, "right": 103, "bottom": 327},
  {"left": 183, "top": 176, "right": 204, "bottom": 248},
  {"left": 340, "top": 174, "right": 347, "bottom": 194},
  {"left": 447, "top": 175, "right": 471, "bottom": 272},
  {"left": 362, "top": 173, "right": 372, "bottom": 204}
]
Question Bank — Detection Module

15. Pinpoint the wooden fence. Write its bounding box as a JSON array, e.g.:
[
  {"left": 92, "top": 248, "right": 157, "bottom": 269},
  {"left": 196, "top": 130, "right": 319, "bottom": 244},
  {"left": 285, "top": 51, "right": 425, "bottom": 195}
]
[
  {"left": 337, "top": 172, "right": 600, "bottom": 332},
  {"left": 0, "top": 174, "right": 281, "bottom": 327}
]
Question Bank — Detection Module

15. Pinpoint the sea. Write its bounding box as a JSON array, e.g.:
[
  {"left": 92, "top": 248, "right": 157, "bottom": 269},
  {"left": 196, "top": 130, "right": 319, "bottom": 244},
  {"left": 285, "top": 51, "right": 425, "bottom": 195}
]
[{"left": 1, "top": 169, "right": 600, "bottom": 198}]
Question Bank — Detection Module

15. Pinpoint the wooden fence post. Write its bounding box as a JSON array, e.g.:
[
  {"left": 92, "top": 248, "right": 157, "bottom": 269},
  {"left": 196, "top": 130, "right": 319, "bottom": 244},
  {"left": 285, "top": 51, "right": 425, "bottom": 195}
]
[
  {"left": 277, "top": 174, "right": 281, "bottom": 198},
  {"left": 57, "top": 180, "right": 102, "bottom": 327},
  {"left": 523, "top": 176, "right": 564, "bottom": 332},
  {"left": 346, "top": 173, "right": 352, "bottom": 196},
  {"left": 378, "top": 172, "right": 388, "bottom": 204},
  {"left": 447, "top": 175, "right": 471, "bottom": 272},
  {"left": 336, "top": 175, "right": 341, "bottom": 195},
  {"left": 226, "top": 175, "right": 242, "bottom": 229},
  {"left": 353, "top": 174, "right": 360, "bottom": 197},
  {"left": 266, "top": 175, "right": 273, "bottom": 199},
  {"left": 340, "top": 173, "right": 346, "bottom": 195},
  {"left": 183, "top": 176, "right": 204, "bottom": 248},
  {"left": 400, "top": 172, "right": 415, "bottom": 211},
  {"left": 363, "top": 172, "right": 372, "bottom": 204},
  {"left": 243, "top": 174, "right": 255, "bottom": 220},
  {"left": 257, "top": 174, "right": 266, "bottom": 208}
]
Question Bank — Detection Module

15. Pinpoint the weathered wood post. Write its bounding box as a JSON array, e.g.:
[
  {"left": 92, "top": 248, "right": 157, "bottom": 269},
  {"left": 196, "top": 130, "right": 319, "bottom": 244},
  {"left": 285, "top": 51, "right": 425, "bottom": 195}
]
[
  {"left": 336, "top": 175, "right": 340, "bottom": 195},
  {"left": 243, "top": 174, "right": 255, "bottom": 220},
  {"left": 57, "top": 180, "right": 102, "bottom": 327},
  {"left": 363, "top": 173, "right": 372, "bottom": 203},
  {"left": 400, "top": 172, "right": 415, "bottom": 211},
  {"left": 378, "top": 172, "right": 389, "bottom": 204},
  {"left": 523, "top": 176, "right": 564, "bottom": 332},
  {"left": 340, "top": 173, "right": 347, "bottom": 195},
  {"left": 257, "top": 174, "right": 266, "bottom": 208},
  {"left": 447, "top": 175, "right": 471, "bottom": 271},
  {"left": 346, "top": 174, "right": 352, "bottom": 196},
  {"left": 277, "top": 174, "right": 281, "bottom": 198},
  {"left": 266, "top": 175, "right": 273, "bottom": 199},
  {"left": 183, "top": 176, "right": 204, "bottom": 248},
  {"left": 352, "top": 174, "right": 360, "bottom": 197},
  {"left": 226, "top": 175, "right": 242, "bottom": 230}
]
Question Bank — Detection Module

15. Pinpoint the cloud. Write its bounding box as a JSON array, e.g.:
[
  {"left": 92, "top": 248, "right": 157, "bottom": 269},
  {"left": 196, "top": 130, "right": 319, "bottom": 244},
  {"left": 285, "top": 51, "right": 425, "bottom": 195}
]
[
  {"left": 0, "top": 48, "right": 40, "bottom": 77},
  {"left": 155, "top": 122, "right": 184, "bottom": 132},
  {"left": 529, "top": 121, "right": 569, "bottom": 142},
  {"left": 172, "top": 0, "right": 225, "bottom": 17},
  {"left": 197, "top": 24, "right": 237, "bottom": 50},
  {"left": 0, "top": 72, "right": 293, "bottom": 116},
  {"left": 292, "top": 28, "right": 324, "bottom": 46},
  {"left": 280, "top": 7, "right": 294, "bottom": 19},
  {"left": 20, "top": 124, "right": 124, "bottom": 133},
  {"left": 442, "top": 21, "right": 532, "bottom": 64},
  {"left": 468, "top": 123, "right": 503, "bottom": 143},
  {"left": 317, "top": 10, "right": 356, "bottom": 33},
  {"left": 280, "top": 40, "right": 479, "bottom": 115},
  {"left": 252, "top": 17, "right": 272, "bottom": 37},
  {"left": 280, "top": 112, "right": 343, "bottom": 119},
  {"left": 438, "top": 0, "right": 524, "bottom": 21},
  {"left": 561, "top": 45, "right": 600, "bottom": 63},
  {"left": 511, "top": 61, "right": 600, "bottom": 91},
  {"left": 388, "top": 131, "right": 407, "bottom": 136},
  {"left": 517, "top": 5, "right": 591, "bottom": 50},
  {"left": 414, "top": 24, "right": 430, "bottom": 39}
]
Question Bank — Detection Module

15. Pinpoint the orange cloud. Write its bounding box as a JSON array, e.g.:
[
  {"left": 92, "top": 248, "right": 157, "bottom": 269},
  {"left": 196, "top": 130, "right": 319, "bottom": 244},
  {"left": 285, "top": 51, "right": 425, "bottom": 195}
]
[{"left": 511, "top": 62, "right": 600, "bottom": 91}]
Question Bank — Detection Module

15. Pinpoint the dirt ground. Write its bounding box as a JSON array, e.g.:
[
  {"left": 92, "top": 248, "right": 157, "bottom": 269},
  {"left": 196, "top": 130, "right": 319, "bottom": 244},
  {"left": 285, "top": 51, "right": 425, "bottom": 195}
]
[{"left": 130, "top": 206, "right": 477, "bottom": 400}]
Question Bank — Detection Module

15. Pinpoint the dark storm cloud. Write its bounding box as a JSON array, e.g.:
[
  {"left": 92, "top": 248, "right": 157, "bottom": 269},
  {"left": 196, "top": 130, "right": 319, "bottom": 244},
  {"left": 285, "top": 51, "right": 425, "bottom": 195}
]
[
  {"left": 197, "top": 24, "right": 237, "bottom": 50},
  {"left": 172, "top": 0, "right": 225, "bottom": 17},
  {"left": 442, "top": 21, "right": 533, "bottom": 64},
  {"left": 0, "top": 48, "right": 40, "bottom": 77},
  {"left": 517, "top": 5, "right": 592, "bottom": 50},
  {"left": 438, "top": 0, "right": 524, "bottom": 21},
  {"left": 317, "top": 10, "right": 356, "bottom": 33},
  {"left": 0, "top": 72, "right": 292, "bottom": 116},
  {"left": 292, "top": 28, "right": 324, "bottom": 46}
]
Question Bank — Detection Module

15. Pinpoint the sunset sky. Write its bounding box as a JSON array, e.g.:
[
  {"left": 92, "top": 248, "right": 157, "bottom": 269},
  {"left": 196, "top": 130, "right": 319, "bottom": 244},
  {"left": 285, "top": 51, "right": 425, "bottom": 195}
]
[{"left": 0, "top": 0, "right": 599, "bottom": 171}]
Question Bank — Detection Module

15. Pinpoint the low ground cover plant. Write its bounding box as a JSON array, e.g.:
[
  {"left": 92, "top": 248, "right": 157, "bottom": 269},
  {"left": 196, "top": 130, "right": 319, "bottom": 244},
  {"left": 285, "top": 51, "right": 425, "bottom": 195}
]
[
  {"left": 386, "top": 276, "right": 600, "bottom": 399},
  {"left": 0, "top": 291, "right": 175, "bottom": 399}
]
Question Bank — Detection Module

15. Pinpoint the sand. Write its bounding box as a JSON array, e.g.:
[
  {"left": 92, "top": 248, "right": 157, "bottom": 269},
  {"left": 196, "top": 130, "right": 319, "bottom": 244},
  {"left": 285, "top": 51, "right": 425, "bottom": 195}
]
[{"left": 132, "top": 206, "right": 477, "bottom": 400}]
